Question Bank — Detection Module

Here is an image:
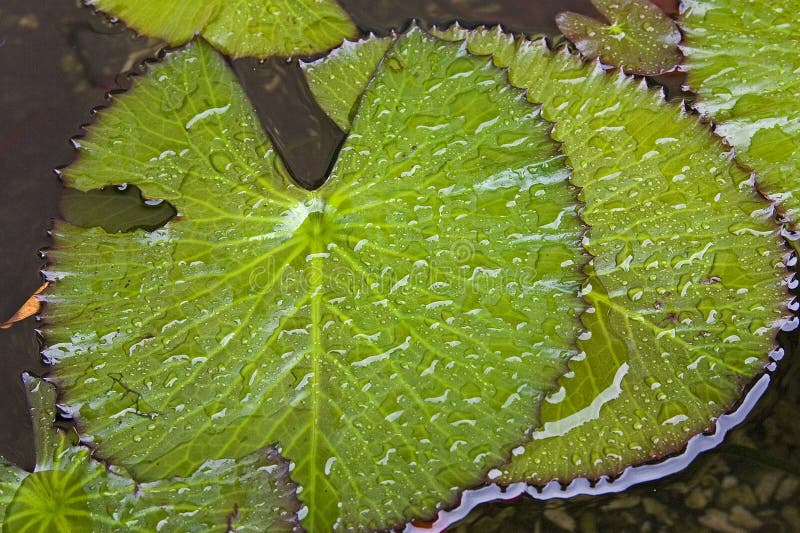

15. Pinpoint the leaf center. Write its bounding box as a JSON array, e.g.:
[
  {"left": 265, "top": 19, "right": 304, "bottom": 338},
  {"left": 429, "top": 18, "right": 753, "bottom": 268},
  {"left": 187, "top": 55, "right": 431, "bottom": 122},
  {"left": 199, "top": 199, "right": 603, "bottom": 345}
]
[{"left": 290, "top": 198, "right": 338, "bottom": 252}]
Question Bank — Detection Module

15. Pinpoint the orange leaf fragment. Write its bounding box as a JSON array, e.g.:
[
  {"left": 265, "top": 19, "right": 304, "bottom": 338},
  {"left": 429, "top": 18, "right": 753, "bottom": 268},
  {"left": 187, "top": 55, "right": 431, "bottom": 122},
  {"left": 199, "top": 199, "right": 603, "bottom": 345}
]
[{"left": 1, "top": 282, "right": 49, "bottom": 329}]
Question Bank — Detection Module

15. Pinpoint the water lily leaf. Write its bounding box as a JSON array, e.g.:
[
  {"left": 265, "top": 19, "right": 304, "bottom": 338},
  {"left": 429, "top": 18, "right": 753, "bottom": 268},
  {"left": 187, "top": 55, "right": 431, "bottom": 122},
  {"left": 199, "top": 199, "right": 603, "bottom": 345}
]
[
  {"left": 435, "top": 26, "right": 788, "bottom": 483},
  {"left": 303, "top": 35, "right": 393, "bottom": 131},
  {"left": 85, "top": 0, "right": 357, "bottom": 57},
  {"left": 556, "top": 0, "right": 681, "bottom": 75},
  {"left": 680, "top": 0, "right": 800, "bottom": 223},
  {"left": 0, "top": 375, "right": 301, "bottom": 532},
  {"left": 44, "top": 31, "right": 584, "bottom": 530}
]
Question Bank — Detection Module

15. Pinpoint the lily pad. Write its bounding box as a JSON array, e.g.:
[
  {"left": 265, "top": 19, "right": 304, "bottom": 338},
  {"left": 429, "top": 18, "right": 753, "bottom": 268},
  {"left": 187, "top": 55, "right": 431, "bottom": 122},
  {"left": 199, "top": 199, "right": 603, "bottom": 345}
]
[
  {"left": 556, "top": 0, "right": 681, "bottom": 75},
  {"left": 85, "top": 0, "right": 358, "bottom": 57},
  {"left": 680, "top": 0, "right": 800, "bottom": 223},
  {"left": 433, "top": 26, "right": 789, "bottom": 483},
  {"left": 44, "top": 32, "right": 584, "bottom": 530},
  {"left": 302, "top": 35, "right": 393, "bottom": 131},
  {"left": 0, "top": 375, "right": 300, "bottom": 532}
]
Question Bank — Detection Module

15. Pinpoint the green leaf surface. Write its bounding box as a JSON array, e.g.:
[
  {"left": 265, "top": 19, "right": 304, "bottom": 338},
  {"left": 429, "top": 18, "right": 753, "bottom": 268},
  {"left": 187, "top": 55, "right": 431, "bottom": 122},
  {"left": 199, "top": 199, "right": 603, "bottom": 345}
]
[
  {"left": 556, "top": 0, "right": 681, "bottom": 75},
  {"left": 680, "top": 0, "right": 800, "bottom": 223},
  {"left": 86, "top": 0, "right": 357, "bottom": 57},
  {"left": 0, "top": 376, "right": 300, "bottom": 532},
  {"left": 44, "top": 33, "right": 584, "bottom": 530},
  {"left": 435, "top": 26, "right": 788, "bottom": 483},
  {"left": 303, "top": 35, "right": 393, "bottom": 131}
]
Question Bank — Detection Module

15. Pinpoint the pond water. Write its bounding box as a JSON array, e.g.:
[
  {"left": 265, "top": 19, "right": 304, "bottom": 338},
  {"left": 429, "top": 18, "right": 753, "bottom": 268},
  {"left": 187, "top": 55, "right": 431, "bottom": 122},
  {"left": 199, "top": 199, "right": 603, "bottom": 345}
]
[{"left": 0, "top": 0, "right": 797, "bottom": 530}]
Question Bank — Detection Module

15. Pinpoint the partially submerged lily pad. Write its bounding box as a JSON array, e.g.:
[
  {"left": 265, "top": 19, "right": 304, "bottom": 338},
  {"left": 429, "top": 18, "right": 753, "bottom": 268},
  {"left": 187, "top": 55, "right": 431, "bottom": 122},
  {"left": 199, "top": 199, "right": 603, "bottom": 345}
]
[
  {"left": 556, "top": 0, "right": 682, "bottom": 75},
  {"left": 680, "top": 0, "right": 800, "bottom": 224},
  {"left": 85, "top": 0, "right": 358, "bottom": 57},
  {"left": 0, "top": 376, "right": 300, "bottom": 531},
  {"left": 44, "top": 31, "right": 584, "bottom": 530}
]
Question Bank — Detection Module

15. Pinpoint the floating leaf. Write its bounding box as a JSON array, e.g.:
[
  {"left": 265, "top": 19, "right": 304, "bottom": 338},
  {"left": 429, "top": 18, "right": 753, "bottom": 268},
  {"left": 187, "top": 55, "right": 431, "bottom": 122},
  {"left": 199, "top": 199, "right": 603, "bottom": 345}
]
[
  {"left": 556, "top": 0, "right": 681, "bottom": 75},
  {"left": 680, "top": 0, "right": 800, "bottom": 223},
  {"left": 0, "top": 375, "right": 300, "bottom": 531},
  {"left": 303, "top": 35, "right": 393, "bottom": 131},
  {"left": 85, "top": 0, "right": 358, "bottom": 57},
  {"left": 433, "top": 26, "right": 788, "bottom": 482},
  {"left": 44, "top": 32, "right": 584, "bottom": 530}
]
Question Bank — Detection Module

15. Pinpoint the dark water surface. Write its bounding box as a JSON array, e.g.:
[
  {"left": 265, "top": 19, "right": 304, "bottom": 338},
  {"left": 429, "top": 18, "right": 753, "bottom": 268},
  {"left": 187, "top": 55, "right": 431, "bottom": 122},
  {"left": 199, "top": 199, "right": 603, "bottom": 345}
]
[{"left": 0, "top": 0, "right": 797, "bottom": 530}]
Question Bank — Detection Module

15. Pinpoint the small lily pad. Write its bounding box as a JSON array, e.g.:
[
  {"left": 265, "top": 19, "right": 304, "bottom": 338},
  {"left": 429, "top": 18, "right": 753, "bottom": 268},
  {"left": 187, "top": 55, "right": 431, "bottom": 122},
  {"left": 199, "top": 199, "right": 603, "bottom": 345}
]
[
  {"left": 0, "top": 376, "right": 301, "bottom": 531},
  {"left": 556, "top": 0, "right": 682, "bottom": 75},
  {"left": 86, "top": 0, "right": 358, "bottom": 57}
]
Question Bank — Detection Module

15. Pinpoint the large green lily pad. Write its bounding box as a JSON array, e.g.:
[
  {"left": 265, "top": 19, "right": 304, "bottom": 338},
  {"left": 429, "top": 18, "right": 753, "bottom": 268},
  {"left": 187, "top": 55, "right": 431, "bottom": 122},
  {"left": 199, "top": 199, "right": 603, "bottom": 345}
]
[
  {"left": 44, "top": 31, "right": 584, "bottom": 530},
  {"left": 0, "top": 376, "right": 300, "bottom": 532},
  {"left": 429, "top": 26, "right": 788, "bottom": 483},
  {"left": 86, "top": 0, "right": 357, "bottom": 57},
  {"left": 680, "top": 0, "right": 800, "bottom": 224}
]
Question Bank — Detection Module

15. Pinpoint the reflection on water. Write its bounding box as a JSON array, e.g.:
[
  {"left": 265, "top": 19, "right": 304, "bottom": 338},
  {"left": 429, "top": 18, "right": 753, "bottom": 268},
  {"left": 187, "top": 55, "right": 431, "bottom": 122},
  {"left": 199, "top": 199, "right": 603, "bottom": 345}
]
[{"left": 0, "top": 0, "right": 796, "bottom": 530}]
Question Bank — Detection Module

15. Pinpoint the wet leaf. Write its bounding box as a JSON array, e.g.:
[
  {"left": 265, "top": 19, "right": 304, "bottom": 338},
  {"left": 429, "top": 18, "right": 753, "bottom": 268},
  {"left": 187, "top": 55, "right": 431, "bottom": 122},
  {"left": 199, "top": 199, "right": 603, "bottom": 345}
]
[
  {"left": 680, "top": 0, "right": 800, "bottom": 223},
  {"left": 435, "top": 26, "right": 788, "bottom": 483},
  {"left": 44, "top": 33, "right": 584, "bottom": 530},
  {"left": 556, "top": 0, "right": 681, "bottom": 75},
  {"left": 0, "top": 376, "right": 300, "bottom": 531},
  {"left": 303, "top": 35, "right": 393, "bottom": 131},
  {"left": 86, "top": 0, "right": 357, "bottom": 57},
  {"left": 1, "top": 282, "right": 48, "bottom": 329}
]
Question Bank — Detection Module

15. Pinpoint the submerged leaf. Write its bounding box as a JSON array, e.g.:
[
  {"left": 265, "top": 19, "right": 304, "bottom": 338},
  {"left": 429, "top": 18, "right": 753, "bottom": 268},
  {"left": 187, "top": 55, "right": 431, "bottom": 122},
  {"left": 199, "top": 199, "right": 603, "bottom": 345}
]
[
  {"left": 556, "top": 0, "right": 681, "bottom": 75},
  {"left": 435, "top": 26, "right": 788, "bottom": 482},
  {"left": 61, "top": 185, "right": 177, "bottom": 233},
  {"left": 680, "top": 0, "right": 800, "bottom": 223},
  {"left": 86, "top": 0, "right": 357, "bottom": 57},
  {"left": 44, "top": 33, "right": 584, "bottom": 530},
  {"left": 0, "top": 376, "right": 300, "bottom": 532}
]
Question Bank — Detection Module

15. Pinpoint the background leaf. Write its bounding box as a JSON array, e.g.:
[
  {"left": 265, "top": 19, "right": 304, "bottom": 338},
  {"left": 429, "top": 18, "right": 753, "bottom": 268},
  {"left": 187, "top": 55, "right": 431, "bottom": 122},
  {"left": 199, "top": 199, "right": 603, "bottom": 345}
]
[
  {"left": 680, "top": 0, "right": 800, "bottom": 224},
  {"left": 556, "top": 0, "right": 681, "bottom": 75},
  {"left": 86, "top": 0, "right": 357, "bottom": 57}
]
